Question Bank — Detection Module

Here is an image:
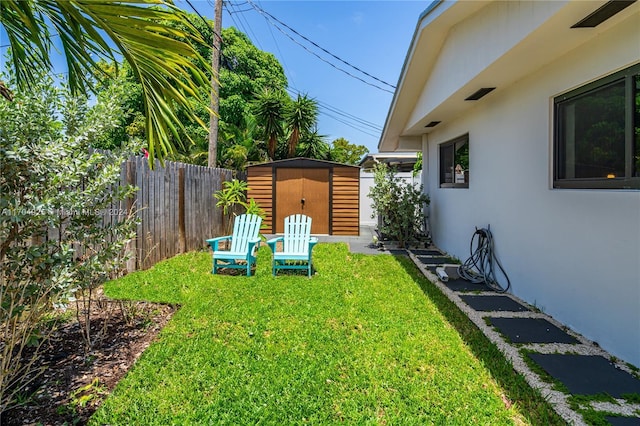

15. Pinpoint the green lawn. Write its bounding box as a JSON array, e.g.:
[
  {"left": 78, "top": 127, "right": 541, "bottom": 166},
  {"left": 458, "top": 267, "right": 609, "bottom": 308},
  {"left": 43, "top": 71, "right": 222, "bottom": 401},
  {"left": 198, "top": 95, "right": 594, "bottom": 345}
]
[{"left": 91, "top": 243, "right": 563, "bottom": 425}]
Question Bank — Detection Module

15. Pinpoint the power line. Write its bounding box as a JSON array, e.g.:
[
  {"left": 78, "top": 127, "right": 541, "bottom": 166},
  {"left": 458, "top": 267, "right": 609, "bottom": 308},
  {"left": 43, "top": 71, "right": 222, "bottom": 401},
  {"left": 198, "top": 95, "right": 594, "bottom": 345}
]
[
  {"left": 244, "top": 0, "right": 395, "bottom": 94},
  {"left": 183, "top": 0, "right": 221, "bottom": 52},
  {"left": 255, "top": 1, "right": 296, "bottom": 89},
  {"left": 245, "top": 0, "right": 396, "bottom": 89},
  {"left": 226, "top": 7, "right": 252, "bottom": 14},
  {"left": 222, "top": 0, "right": 264, "bottom": 51},
  {"left": 319, "top": 102, "right": 382, "bottom": 132},
  {"left": 286, "top": 88, "right": 382, "bottom": 139},
  {"left": 320, "top": 111, "right": 380, "bottom": 139},
  {"left": 287, "top": 87, "right": 382, "bottom": 131},
  {"left": 214, "top": 3, "right": 380, "bottom": 139}
]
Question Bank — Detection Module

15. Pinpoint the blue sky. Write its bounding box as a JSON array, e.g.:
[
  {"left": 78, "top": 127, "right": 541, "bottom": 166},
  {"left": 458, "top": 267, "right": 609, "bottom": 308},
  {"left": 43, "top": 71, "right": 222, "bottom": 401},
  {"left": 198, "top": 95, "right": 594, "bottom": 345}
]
[
  {"left": 0, "top": 1, "right": 428, "bottom": 154},
  {"left": 203, "top": 0, "right": 428, "bottom": 153}
]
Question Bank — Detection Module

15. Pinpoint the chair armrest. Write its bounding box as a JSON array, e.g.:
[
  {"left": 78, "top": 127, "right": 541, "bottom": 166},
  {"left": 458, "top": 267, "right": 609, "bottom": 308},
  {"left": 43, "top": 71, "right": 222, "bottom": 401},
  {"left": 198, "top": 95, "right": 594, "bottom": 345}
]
[
  {"left": 206, "top": 235, "right": 231, "bottom": 251},
  {"left": 248, "top": 238, "right": 261, "bottom": 253},
  {"left": 309, "top": 237, "right": 319, "bottom": 251},
  {"left": 266, "top": 236, "right": 283, "bottom": 251}
]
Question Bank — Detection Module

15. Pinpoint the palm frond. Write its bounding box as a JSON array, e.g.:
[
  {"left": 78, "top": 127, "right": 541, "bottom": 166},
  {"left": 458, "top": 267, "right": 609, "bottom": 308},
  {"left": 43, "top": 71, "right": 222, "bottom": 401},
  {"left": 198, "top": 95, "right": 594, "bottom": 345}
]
[{"left": 0, "top": 0, "right": 212, "bottom": 166}]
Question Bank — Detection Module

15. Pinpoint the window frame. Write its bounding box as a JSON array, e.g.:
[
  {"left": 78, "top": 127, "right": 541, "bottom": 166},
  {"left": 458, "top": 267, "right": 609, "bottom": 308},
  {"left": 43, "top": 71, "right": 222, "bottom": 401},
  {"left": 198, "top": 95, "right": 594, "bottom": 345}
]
[
  {"left": 439, "top": 134, "right": 470, "bottom": 189},
  {"left": 553, "top": 63, "right": 639, "bottom": 190}
]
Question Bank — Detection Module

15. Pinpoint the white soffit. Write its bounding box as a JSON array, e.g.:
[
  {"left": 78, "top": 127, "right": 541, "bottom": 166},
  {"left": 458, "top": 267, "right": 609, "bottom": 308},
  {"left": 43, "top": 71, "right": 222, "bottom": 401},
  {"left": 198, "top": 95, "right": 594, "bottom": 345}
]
[{"left": 379, "top": 0, "right": 640, "bottom": 150}]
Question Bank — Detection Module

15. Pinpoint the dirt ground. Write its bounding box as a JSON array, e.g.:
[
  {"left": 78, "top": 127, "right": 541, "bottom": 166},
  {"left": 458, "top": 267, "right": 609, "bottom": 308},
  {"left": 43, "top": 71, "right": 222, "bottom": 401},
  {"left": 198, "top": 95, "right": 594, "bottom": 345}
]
[{"left": 1, "top": 292, "right": 176, "bottom": 426}]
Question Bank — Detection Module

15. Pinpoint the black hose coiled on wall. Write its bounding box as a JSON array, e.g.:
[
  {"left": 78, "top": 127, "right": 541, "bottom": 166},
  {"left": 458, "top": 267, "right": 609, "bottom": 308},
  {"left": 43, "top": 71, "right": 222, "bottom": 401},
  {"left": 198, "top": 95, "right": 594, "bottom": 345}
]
[{"left": 457, "top": 225, "right": 511, "bottom": 293}]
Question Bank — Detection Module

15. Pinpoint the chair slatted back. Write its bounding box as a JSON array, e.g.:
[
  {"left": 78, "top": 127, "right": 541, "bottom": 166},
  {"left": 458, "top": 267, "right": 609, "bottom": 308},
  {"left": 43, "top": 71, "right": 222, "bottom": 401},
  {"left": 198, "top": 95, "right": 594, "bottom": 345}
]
[
  {"left": 230, "top": 214, "right": 262, "bottom": 253},
  {"left": 283, "top": 214, "right": 312, "bottom": 254}
]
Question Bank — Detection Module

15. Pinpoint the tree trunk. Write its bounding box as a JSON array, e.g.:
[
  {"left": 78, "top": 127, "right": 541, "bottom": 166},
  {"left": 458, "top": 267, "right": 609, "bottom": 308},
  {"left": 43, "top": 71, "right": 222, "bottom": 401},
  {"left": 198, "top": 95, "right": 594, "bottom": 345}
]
[
  {"left": 287, "top": 128, "right": 299, "bottom": 158},
  {"left": 268, "top": 135, "right": 277, "bottom": 160}
]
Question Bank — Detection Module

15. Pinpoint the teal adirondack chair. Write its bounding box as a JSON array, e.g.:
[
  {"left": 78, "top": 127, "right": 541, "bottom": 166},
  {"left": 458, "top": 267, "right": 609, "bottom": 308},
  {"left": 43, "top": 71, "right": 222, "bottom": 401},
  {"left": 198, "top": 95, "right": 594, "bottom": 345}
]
[
  {"left": 267, "top": 214, "right": 318, "bottom": 277},
  {"left": 206, "top": 214, "right": 262, "bottom": 276}
]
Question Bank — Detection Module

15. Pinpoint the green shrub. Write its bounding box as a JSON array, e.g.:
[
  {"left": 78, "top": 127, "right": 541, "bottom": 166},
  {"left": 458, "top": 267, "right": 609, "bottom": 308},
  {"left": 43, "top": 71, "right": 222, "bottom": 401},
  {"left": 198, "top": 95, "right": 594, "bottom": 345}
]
[
  {"left": 214, "top": 179, "right": 266, "bottom": 234},
  {"left": 369, "top": 163, "right": 429, "bottom": 248},
  {"left": 0, "top": 72, "right": 137, "bottom": 413}
]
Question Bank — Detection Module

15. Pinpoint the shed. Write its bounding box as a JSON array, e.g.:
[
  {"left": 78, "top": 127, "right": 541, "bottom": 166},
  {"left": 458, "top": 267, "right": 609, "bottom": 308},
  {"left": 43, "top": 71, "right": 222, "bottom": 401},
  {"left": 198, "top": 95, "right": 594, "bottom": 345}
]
[{"left": 246, "top": 158, "right": 360, "bottom": 236}]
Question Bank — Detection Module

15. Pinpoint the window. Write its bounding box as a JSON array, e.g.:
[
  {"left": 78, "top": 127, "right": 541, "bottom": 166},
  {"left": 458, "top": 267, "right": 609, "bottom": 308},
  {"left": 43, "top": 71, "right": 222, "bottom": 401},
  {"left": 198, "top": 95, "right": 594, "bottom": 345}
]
[
  {"left": 554, "top": 64, "right": 640, "bottom": 189},
  {"left": 440, "top": 134, "right": 469, "bottom": 188}
]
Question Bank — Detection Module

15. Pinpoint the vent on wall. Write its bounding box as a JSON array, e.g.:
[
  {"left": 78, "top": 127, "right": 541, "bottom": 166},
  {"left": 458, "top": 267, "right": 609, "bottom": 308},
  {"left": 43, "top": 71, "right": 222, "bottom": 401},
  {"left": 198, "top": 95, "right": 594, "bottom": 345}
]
[
  {"left": 465, "top": 87, "right": 495, "bottom": 101},
  {"left": 571, "top": 0, "right": 636, "bottom": 28},
  {"left": 425, "top": 121, "right": 441, "bottom": 128}
]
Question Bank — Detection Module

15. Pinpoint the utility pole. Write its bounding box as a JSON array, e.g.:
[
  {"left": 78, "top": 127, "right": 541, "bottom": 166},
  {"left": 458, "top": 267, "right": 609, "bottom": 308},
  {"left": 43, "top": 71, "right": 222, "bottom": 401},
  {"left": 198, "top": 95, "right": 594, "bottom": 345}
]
[{"left": 208, "top": 0, "right": 223, "bottom": 168}]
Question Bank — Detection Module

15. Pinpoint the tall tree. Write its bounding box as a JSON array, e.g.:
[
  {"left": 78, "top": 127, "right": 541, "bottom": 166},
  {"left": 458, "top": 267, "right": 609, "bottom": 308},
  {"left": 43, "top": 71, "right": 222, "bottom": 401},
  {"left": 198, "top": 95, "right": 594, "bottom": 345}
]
[
  {"left": 330, "top": 137, "right": 369, "bottom": 165},
  {"left": 253, "top": 88, "right": 286, "bottom": 160},
  {"left": 219, "top": 114, "right": 267, "bottom": 169},
  {"left": 285, "top": 94, "right": 318, "bottom": 158},
  {"left": 0, "top": 0, "right": 210, "bottom": 166},
  {"left": 88, "top": 24, "right": 287, "bottom": 168},
  {"left": 219, "top": 27, "right": 287, "bottom": 127}
]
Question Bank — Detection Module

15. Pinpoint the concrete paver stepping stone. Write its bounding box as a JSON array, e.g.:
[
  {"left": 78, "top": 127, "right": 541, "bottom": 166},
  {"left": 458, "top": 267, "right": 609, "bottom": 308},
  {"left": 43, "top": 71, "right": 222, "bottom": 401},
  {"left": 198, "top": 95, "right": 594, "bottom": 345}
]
[
  {"left": 489, "top": 317, "right": 580, "bottom": 344},
  {"left": 460, "top": 295, "right": 531, "bottom": 312},
  {"left": 528, "top": 353, "right": 640, "bottom": 398}
]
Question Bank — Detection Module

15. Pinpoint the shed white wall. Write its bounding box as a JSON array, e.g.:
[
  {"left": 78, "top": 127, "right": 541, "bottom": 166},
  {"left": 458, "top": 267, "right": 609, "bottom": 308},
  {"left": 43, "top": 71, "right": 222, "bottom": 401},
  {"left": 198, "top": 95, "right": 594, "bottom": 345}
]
[{"left": 424, "top": 15, "right": 640, "bottom": 366}]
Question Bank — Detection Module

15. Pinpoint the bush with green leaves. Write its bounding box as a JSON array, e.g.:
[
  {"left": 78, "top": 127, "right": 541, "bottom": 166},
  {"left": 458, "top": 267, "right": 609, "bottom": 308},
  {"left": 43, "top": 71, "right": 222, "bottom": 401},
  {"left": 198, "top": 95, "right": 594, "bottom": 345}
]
[
  {"left": 0, "top": 72, "right": 138, "bottom": 413},
  {"left": 214, "top": 179, "right": 266, "bottom": 235},
  {"left": 369, "top": 163, "right": 429, "bottom": 248}
]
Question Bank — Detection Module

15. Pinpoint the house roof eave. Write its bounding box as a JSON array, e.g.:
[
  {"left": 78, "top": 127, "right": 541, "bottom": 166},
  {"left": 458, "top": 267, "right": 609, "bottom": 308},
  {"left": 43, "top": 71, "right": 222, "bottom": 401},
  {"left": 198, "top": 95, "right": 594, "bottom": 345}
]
[{"left": 378, "top": 0, "right": 488, "bottom": 152}]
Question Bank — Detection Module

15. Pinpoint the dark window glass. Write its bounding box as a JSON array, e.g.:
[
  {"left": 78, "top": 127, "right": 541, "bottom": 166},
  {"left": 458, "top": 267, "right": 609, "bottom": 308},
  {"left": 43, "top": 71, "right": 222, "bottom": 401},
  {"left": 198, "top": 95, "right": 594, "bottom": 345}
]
[
  {"left": 440, "top": 135, "right": 469, "bottom": 188},
  {"left": 557, "top": 80, "right": 625, "bottom": 179},
  {"left": 635, "top": 75, "right": 640, "bottom": 178},
  {"left": 554, "top": 64, "right": 640, "bottom": 189}
]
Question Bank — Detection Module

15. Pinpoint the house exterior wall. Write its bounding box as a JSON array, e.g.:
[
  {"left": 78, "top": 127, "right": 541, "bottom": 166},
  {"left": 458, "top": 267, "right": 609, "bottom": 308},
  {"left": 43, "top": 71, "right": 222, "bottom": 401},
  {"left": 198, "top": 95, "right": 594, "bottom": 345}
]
[{"left": 424, "top": 15, "right": 640, "bottom": 366}]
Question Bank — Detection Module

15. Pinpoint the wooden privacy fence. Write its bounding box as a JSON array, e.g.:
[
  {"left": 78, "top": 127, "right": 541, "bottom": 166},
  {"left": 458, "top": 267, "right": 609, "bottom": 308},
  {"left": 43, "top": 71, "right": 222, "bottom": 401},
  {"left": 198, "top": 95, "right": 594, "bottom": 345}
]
[{"left": 119, "top": 156, "right": 241, "bottom": 271}]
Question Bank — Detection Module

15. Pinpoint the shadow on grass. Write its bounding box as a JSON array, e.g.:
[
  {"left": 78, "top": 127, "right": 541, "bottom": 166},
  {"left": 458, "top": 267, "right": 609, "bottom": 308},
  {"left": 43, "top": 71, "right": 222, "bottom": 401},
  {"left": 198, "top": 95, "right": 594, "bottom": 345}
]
[{"left": 392, "top": 254, "right": 568, "bottom": 426}]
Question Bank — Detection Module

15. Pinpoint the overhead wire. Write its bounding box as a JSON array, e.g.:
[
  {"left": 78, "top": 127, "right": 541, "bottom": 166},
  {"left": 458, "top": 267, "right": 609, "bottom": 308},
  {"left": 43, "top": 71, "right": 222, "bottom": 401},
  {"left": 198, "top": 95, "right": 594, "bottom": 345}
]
[
  {"left": 187, "top": 1, "right": 384, "bottom": 141},
  {"left": 245, "top": 0, "right": 395, "bottom": 90},
  {"left": 226, "top": 7, "right": 253, "bottom": 14},
  {"left": 244, "top": 0, "right": 394, "bottom": 94},
  {"left": 255, "top": 0, "right": 296, "bottom": 89},
  {"left": 319, "top": 102, "right": 382, "bottom": 132},
  {"left": 319, "top": 111, "right": 380, "bottom": 139},
  {"left": 288, "top": 86, "right": 383, "bottom": 130},
  {"left": 183, "top": 0, "right": 221, "bottom": 51},
  {"left": 223, "top": 0, "right": 264, "bottom": 50},
  {"left": 286, "top": 87, "right": 382, "bottom": 138}
]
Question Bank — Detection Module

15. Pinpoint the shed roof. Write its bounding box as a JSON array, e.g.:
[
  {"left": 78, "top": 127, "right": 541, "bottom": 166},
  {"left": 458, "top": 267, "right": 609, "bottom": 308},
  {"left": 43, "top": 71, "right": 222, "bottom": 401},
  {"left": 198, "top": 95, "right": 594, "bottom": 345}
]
[{"left": 246, "top": 157, "right": 360, "bottom": 169}]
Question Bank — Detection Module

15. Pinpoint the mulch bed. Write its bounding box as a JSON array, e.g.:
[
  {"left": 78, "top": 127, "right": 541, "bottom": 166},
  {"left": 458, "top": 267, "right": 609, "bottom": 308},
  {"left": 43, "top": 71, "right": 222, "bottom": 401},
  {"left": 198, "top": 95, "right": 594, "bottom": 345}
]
[{"left": 1, "top": 291, "right": 176, "bottom": 426}]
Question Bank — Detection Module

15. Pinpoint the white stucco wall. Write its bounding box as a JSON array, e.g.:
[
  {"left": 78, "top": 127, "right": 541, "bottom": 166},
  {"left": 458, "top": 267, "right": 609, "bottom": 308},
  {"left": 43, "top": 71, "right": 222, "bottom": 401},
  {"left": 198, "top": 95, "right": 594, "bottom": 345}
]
[
  {"left": 424, "top": 15, "right": 640, "bottom": 366},
  {"left": 360, "top": 170, "right": 421, "bottom": 227}
]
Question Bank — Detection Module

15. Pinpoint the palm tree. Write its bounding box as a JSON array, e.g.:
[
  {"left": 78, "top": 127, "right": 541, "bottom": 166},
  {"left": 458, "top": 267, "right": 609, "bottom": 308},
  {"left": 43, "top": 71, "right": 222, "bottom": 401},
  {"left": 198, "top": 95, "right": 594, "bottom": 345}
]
[
  {"left": 219, "top": 115, "right": 267, "bottom": 169},
  {"left": 297, "top": 130, "right": 330, "bottom": 160},
  {"left": 285, "top": 94, "right": 318, "bottom": 158},
  {"left": 253, "top": 88, "right": 286, "bottom": 160},
  {"left": 0, "top": 0, "right": 210, "bottom": 165}
]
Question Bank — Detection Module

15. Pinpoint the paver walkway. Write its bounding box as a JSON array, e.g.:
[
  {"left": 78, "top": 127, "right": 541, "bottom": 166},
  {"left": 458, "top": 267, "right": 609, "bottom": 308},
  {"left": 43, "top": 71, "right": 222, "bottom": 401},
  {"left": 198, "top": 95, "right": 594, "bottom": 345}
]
[{"left": 323, "top": 227, "right": 640, "bottom": 425}]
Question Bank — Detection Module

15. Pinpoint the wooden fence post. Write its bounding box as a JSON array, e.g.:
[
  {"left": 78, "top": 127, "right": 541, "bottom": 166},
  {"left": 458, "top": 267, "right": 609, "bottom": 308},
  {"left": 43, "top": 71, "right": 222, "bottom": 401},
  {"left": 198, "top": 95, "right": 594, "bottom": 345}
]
[
  {"left": 178, "top": 167, "right": 186, "bottom": 253},
  {"left": 125, "top": 160, "right": 137, "bottom": 273}
]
